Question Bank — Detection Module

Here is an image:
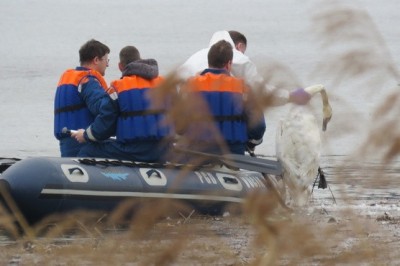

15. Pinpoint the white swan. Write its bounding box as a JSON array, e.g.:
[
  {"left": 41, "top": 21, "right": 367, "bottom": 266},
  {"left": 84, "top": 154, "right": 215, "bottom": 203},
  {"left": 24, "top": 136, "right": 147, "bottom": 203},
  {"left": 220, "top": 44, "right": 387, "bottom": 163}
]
[{"left": 276, "top": 84, "right": 332, "bottom": 205}]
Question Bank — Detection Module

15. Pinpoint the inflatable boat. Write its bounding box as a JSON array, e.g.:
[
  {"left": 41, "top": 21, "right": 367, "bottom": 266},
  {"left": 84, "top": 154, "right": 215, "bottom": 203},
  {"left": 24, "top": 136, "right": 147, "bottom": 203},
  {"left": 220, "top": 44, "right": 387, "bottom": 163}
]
[{"left": 0, "top": 153, "right": 282, "bottom": 225}]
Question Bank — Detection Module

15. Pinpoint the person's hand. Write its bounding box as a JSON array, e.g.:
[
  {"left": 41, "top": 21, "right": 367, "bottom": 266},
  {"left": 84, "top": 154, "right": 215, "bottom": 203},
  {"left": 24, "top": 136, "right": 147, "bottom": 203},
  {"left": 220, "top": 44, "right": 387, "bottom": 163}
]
[
  {"left": 71, "top": 129, "right": 86, "bottom": 143},
  {"left": 289, "top": 88, "right": 311, "bottom": 105}
]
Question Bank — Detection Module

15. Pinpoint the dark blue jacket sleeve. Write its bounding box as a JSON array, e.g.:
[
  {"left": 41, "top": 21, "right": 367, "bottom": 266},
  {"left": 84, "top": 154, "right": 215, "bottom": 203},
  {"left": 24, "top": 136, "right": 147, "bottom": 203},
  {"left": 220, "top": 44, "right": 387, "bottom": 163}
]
[
  {"left": 80, "top": 77, "right": 118, "bottom": 141},
  {"left": 247, "top": 112, "right": 266, "bottom": 142},
  {"left": 244, "top": 92, "right": 266, "bottom": 144}
]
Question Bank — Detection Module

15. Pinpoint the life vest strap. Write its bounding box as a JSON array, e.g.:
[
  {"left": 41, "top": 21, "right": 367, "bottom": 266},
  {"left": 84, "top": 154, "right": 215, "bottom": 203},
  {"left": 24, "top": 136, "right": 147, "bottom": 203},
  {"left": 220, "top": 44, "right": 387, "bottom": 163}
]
[
  {"left": 214, "top": 115, "right": 245, "bottom": 122},
  {"left": 120, "top": 109, "right": 165, "bottom": 118},
  {"left": 54, "top": 103, "right": 86, "bottom": 114},
  {"left": 191, "top": 114, "right": 245, "bottom": 122}
]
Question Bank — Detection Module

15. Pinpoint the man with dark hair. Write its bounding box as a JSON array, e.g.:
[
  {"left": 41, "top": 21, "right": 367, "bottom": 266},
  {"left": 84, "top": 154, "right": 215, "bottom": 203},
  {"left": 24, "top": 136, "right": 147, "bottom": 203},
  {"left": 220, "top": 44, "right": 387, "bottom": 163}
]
[
  {"left": 118, "top": 45, "right": 140, "bottom": 67},
  {"left": 54, "top": 39, "right": 117, "bottom": 157},
  {"left": 228, "top": 30, "right": 247, "bottom": 53},
  {"left": 182, "top": 40, "right": 265, "bottom": 155},
  {"left": 207, "top": 40, "right": 233, "bottom": 68},
  {"left": 77, "top": 45, "right": 172, "bottom": 162}
]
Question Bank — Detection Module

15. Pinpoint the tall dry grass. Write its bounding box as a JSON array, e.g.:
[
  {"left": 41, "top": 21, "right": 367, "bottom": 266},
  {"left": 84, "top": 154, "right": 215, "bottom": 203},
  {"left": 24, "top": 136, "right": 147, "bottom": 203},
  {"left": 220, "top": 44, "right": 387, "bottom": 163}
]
[{"left": 1, "top": 1, "right": 400, "bottom": 265}]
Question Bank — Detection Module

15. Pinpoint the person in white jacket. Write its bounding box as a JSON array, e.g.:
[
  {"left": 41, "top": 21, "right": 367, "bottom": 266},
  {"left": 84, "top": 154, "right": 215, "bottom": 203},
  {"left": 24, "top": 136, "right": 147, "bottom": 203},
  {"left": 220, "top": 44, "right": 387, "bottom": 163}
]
[{"left": 178, "top": 30, "right": 312, "bottom": 106}]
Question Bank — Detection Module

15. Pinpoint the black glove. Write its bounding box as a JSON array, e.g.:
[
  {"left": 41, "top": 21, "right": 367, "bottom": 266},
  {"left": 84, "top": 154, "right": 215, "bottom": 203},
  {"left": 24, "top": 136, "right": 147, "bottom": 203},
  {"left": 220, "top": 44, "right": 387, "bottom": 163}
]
[
  {"left": 246, "top": 139, "right": 261, "bottom": 156},
  {"left": 246, "top": 141, "right": 256, "bottom": 153}
]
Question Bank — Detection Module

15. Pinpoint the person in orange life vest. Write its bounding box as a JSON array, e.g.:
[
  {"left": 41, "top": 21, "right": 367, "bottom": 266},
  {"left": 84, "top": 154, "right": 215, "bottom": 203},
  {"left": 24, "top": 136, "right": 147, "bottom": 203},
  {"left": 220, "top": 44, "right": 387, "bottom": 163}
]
[
  {"left": 54, "top": 39, "right": 118, "bottom": 157},
  {"left": 77, "top": 46, "right": 172, "bottom": 162},
  {"left": 181, "top": 40, "right": 266, "bottom": 155}
]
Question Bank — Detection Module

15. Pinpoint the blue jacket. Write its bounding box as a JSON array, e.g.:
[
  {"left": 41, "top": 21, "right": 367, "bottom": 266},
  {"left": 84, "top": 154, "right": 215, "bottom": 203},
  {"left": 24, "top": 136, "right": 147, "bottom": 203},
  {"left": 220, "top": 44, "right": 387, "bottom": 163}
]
[{"left": 54, "top": 67, "right": 117, "bottom": 142}]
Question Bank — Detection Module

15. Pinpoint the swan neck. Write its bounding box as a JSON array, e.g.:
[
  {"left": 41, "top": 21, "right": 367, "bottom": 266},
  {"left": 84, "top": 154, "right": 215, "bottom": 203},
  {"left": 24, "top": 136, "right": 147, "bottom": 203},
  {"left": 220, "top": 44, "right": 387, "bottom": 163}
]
[
  {"left": 304, "top": 85, "right": 329, "bottom": 105},
  {"left": 304, "top": 85, "right": 322, "bottom": 96},
  {"left": 320, "top": 89, "right": 329, "bottom": 106}
]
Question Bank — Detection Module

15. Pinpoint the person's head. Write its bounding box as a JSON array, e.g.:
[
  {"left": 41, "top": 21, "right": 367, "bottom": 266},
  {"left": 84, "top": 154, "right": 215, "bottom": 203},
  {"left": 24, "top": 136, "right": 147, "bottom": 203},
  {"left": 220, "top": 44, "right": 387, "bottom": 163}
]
[
  {"left": 119, "top": 45, "right": 141, "bottom": 71},
  {"left": 79, "top": 39, "right": 110, "bottom": 76},
  {"left": 228, "top": 30, "right": 247, "bottom": 54},
  {"left": 208, "top": 40, "right": 233, "bottom": 71}
]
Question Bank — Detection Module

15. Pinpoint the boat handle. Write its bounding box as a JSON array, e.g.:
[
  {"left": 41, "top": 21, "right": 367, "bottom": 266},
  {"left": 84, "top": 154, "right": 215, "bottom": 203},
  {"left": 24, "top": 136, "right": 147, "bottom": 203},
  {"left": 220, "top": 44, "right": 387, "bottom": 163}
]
[
  {"left": 68, "top": 167, "right": 84, "bottom": 175},
  {"left": 146, "top": 169, "right": 162, "bottom": 179},
  {"left": 223, "top": 176, "right": 238, "bottom": 184}
]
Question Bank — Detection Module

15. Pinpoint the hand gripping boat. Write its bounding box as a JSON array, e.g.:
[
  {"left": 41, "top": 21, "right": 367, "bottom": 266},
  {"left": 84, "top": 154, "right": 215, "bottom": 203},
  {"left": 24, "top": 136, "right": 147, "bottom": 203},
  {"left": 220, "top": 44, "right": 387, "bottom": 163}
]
[{"left": 0, "top": 152, "right": 282, "bottom": 225}]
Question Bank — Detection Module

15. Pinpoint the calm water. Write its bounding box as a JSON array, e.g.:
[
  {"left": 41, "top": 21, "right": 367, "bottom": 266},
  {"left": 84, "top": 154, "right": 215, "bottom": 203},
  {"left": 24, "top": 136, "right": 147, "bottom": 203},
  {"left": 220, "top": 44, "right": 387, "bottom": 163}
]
[{"left": 1, "top": 0, "right": 399, "bottom": 158}]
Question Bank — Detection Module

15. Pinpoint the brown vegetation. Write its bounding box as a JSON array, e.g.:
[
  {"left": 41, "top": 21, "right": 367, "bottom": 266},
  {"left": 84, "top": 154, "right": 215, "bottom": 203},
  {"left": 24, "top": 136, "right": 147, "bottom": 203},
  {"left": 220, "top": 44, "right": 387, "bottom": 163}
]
[{"left": 1, "top": 1, "right": 400, "bottom": 265}]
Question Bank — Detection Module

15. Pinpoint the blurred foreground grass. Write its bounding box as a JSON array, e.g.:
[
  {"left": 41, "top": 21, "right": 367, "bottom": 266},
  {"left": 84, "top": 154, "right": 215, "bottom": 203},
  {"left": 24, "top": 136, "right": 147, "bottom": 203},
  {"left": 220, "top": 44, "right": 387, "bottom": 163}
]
[{"left": 2, "top": 1, "right": 400, "bottom": 265}]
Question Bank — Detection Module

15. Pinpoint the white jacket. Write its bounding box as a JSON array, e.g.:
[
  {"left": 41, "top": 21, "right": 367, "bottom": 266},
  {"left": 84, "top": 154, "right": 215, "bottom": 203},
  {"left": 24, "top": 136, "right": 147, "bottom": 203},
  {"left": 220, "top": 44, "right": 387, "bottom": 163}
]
[{"left": 178, "top": 30, "right": 289, "bottom": 105}]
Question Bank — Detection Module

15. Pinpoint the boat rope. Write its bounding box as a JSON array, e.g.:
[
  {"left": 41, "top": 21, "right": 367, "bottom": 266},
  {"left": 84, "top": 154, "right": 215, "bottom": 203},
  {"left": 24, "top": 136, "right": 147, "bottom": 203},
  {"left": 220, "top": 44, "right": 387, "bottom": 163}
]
[{"left": 77, "top": 158, "right": 217, "bottom": 171}]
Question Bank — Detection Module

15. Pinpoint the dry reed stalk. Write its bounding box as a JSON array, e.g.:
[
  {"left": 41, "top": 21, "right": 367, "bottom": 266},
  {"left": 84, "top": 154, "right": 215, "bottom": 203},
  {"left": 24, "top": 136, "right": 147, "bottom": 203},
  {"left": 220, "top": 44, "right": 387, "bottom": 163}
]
[{"left": 2, "top": 2, "right": 400, "bottom": 265}]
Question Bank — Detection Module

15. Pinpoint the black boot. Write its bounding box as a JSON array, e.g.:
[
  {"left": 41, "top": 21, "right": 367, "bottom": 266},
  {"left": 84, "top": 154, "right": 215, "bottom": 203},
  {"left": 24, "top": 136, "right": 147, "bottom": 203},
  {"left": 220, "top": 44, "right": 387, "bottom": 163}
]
[{"left": 318, "top": 167, "right": 327, "bottom": 189}]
